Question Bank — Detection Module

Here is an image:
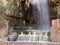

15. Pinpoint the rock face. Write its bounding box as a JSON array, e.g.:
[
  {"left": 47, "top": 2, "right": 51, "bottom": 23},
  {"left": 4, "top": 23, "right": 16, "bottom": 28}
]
[
  {"left": 6, "top": 0, "right": 59, "bottom": 28},
  {"left": 49, "top": 0, "right": 60, "bottom": 19},
  {"left": 51, "top": 19, "right": 60, "bottom": 42}
]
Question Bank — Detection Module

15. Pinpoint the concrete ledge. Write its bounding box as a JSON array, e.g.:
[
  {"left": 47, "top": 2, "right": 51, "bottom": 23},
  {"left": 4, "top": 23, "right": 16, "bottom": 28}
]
[{"left": 0, "top": 41, "right": 60, "bottom": 45}]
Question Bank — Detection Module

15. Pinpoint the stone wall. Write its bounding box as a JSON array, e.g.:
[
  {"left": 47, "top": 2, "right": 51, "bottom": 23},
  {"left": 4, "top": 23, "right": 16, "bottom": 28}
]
[{"left": 51, "top": 19, "right": 60, "bottom": 42}]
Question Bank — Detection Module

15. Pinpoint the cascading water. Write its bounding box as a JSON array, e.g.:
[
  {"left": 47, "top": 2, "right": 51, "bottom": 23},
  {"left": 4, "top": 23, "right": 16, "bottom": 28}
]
[{"left": 32, "top": 0, "right": 50, "bottom": 32}]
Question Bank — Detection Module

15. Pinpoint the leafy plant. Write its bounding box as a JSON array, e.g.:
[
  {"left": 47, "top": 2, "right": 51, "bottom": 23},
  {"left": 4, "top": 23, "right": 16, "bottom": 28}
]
[{"left": 0, "top": 2, "right": 7, "bottom": 28}]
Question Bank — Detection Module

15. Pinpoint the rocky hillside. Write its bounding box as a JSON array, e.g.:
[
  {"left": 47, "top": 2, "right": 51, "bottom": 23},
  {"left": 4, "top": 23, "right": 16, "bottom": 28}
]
[{"left": 49, "top": 0, "right": 60, "bottom": 19}]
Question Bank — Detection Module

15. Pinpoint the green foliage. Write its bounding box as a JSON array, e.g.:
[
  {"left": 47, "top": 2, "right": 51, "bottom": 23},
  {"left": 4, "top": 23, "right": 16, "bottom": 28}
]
[
  {"left": 0, "top": 14, "right": 5, "bottom": 28},
  {"left": 0, "top": 4, "right": 7, "bottom": 28},
  {"left": 0, "top": 4, "right": 7, "bottom": 14},
  {"left": 7, "top": 0, "right": 13, "bottom": 7},
  {"left": 0, "top": 0, "right": 13, "bottom": 28}
]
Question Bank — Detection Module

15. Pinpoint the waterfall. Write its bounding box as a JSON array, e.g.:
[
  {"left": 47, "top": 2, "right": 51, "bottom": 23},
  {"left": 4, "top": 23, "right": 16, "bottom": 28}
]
[{"left": 32, "top": 0, "right": 50, "bottom": 32}]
